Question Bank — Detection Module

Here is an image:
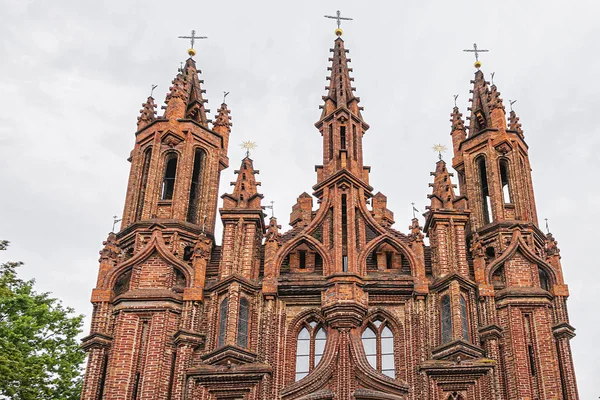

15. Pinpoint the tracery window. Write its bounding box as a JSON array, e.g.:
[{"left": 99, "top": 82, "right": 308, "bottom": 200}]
[
  {"left": 295, "top": 322, "right": 327, "bottom": 381},
  {"left": 217, "top": 297, "right": 228, "bottom": 347},
  {"left": 460, "top": 294, "right": 470, "bottom": 341},
  {"left": 441, "top": 295, "right": 452, "bottom": 344},
  {"left": 362, "top": 319, "right": 395, "bottom": 378},
  {"left": 237, "top": 297, "right": 249, "bottom": 348}
]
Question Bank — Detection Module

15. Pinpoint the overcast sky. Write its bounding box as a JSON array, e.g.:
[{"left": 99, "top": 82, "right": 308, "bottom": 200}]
[{"left": 0, "top": 0, "right": 598, "bottom": 397}]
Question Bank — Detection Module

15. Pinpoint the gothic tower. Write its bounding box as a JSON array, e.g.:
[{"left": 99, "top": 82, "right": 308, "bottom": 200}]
[{"left": 80, "top": 25, "right": 579, "bottom": 400}]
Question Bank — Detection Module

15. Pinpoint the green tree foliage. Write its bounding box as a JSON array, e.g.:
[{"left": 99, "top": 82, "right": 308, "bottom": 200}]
[{"left": 0, "top": 240, "right": 85, "bottom": 400}]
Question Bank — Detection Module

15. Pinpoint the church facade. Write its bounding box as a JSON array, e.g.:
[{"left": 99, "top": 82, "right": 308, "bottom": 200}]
[{"left": 80, "top": 29, "right": 579, "bottom": 400}]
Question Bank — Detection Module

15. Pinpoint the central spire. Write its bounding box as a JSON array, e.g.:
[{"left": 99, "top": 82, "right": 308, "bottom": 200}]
[{"left": 314, "top": 33, "right": 370, "bottom": 189}]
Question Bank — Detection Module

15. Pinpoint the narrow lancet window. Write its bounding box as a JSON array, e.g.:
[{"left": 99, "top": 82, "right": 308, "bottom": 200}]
[
  {"left": 341, "top": 194, "right": 348, "bottom": 272},
  {"left": 218, "top": 297, "right": 228, "bottom": 347},
  {"left": 352, "top": 125, "right": 358, "bottom": 160},
  {"left": 460, "top": 295, "right": 470, "bottom": 341},
  {"left": 539, "top": 268, "right": 550, "bottom": 291},
  {"left": 187, "top": 149, "right": 204, "bottom": 223},
  {"left": 500, "top": 160, "right": 511, "bottom": 203},
  {"left": 136, "top": 148, "right": 152, "bottom": 220},
  {"left": 362, "top": 320, "right": 395, "bottom": 378},
  {"left": 328, "top": 124, "right": 333, "bottom": 160},
  {"left": 340, "top": 126, "right": 346, "bottom": 149},
  {"left": 237, "top": 297, "right": 249, "bottom": 348},
  {"left": 477, "top": 157, "right": 492, "bottom": 224},
  {"left": 161, "top": 154, "right": 178, "bottom": 200},
  {"left": 441, "top": 295, "right": 452, "bottom": 343}
]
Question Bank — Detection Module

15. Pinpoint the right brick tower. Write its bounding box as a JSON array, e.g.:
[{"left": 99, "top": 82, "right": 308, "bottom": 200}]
[{"left": 448, "top": 67, "right": 579, "bottom": 400}]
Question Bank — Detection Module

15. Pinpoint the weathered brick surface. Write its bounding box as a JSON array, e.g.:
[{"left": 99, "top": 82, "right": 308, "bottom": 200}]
[{"left": 81, "top": 36, "right": 579, "bottom": 400}]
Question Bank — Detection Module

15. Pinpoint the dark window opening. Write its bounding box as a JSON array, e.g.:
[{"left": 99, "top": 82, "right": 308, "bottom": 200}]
[
  {"left": 167, "top": 351, "right": 176, "bottom": 400},
  {"left": 218, "top": 297, "right": 228, "bottom": 347},
  {"left": 341, "top": 194, "right": 348, "bottom": 272},
  {"left": 478, "top": 157, "right": 492, "bottom": 224},
  {"left": 132, "top": 373, "right": 141, "bottom": 400},
  {"left": 114, "top": 269, "right": 132, "bottom": 296},
  {"left": 486, "top": 246, "right": 496, "bottom": 259},
  {"left": 539, "top": 268, "right": 550, "bottom": 291},
  {"left": 161, "top": 155, "right": 178, "bottom": 200},
  {"left": 528, "top": 344, "right": 537, "bottom": 376},
  {"left": 492, "top": 265, "right": 506, "bottom": 290},
  {"left": 187, "top": 149, "right": 204, "bottom": 223},
  {"left": 328, "top": 124, "right": 333, "bottom": 160},
  {"left": 183, "top": 245, "right": 193, "bottom": 261},
  {"left": 352, "top": 125, "right": 358, "bottom": 160},
  {"left": 241, "top": 183, "right": 245, "bottom": 190},
  {"left": 299, "top": 251, "right": 306, "bottom": 269},
  {"left": 173, "top": 269, "right": 186, "bottom": 292},
  {"left": 500, "top": 160, "right": 512, "bottom": 204},
  {"left": 340, "top": 126, "right": 346, "bottom": 149},
  {"left": 98, "top": 353, "right": 108, "bottom": 400},
  {"left": 136, "top": 148, "right": 152, "bottom": 220},
  {"left": 386, "top": 252, "right": 393, "bottom": 269},
  {"left": 237, "top": 297, "right": 250, "bottom": 348},
  {"left": 441, "top": 295, "right": 452, "bottom": 344}
]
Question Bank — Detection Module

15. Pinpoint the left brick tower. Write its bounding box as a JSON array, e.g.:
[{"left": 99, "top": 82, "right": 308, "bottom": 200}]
[{"left": 80, "top": 47, "right": 231, "bottom": 399}]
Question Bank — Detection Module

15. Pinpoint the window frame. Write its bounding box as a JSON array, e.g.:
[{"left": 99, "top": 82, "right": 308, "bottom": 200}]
[
  {"left": 161, "top": 153, "right": 179, "bottom": 200},
  {"left": 237, "top": 297, "right": 250, "bottom": 348},
  {"left": 294, "top": 321, "right": 327, "bottom": 381},
  {"left": 361, "top": 318, "right": 396, "bottom": 379}
]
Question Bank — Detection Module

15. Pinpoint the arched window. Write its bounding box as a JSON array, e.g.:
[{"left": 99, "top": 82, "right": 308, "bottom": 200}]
[
  {"left": 500, "top": 160, "right": 512, "bottom": 204},
  {"left": 217, "top": 297, "right": 228, "bottom": 347},
  {"left": 161, "top": 154, "right": 178, "bottom": 200},
  {"left": 362, "top": 320, "right": 395, "bottom": 378},
  {"left": 187, "top": 149, "right": 204, "bottom": 223},
  {"left": 460, "top": 295, "right": 470, "bottom": 341},
  {"left": 113, "top": 269, "right": 132, "bottom": 296},
  {"left": 492, "top": 264, "right": 506, "bottom": 290},
  {"left": 539, "top": 268, "right": 550, "bottom": 291},
  {"left": 477, "top": 157, "right": 492, "bottom": 224},
  {"left": 136, "top": 148, "right": 152, "bottom": 220},
  {"left": 237, "top": 297, "right": 249, "bottom": 348},
  {"left": 295, "top": 323, "right": 327, "bottom": 381},
  {"left": 441, "top": 295, "right": 452, "bottom": 344}
]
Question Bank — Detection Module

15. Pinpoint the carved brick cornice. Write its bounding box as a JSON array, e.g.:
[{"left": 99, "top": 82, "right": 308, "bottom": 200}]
[
  {"left": 430, "top": 272, "right": 477, "bottom": 292},
  {"left": 478, "top": 324, "right": 503, "bottom": 341},
  {"left": 204, "top": 274, "right": 261, "bottom": 295},
  {"left": 80, "top": 332, "right": 112, "bottom": 351},
  {"left": 430, "top": 339, "right": 486, "bottom": 361},
  {"left": 189, "top": 362, "right": 271, "bottom": 398},
  {"left": 553, "top": 322, "right": 576, "bottom": 340},
  {"left": 201, "top": 344, "right": 258, "bottom": 365},
  {"left": 173, "top": 329, "right": 205, "bottom": 347}
]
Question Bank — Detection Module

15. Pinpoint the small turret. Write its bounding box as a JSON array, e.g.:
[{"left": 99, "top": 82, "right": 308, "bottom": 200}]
[
  {"left": 221, "top": 157, "right": 263, "bottom": 210},
  {"left": 137, "top": 96, "right": 157, "bottom": 131},
  {"left": 213, "top": 102, "right": 232, "bottom": 155}
]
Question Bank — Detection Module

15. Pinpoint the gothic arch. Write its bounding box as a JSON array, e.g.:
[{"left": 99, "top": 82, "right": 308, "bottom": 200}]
[
  {"left": 103, "top": 230, "right": 193, "bottom": 290},
  {"left": 486, "top": 229, "right": 558, "bottom": 285},
  {"left": 358, "top": 235, "right": 418, "bottom": 276},
  {"left": 276, "top": 235, "right": 333, "bottom": 274}
]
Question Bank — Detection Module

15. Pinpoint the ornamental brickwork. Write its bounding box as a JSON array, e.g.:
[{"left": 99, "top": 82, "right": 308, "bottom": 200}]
[{"left": 81, "top": 32, "right": 579, "bottom": 400}]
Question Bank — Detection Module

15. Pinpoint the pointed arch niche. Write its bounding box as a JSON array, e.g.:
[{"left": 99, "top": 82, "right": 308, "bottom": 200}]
[
  {"left": 366, "top": 240, "right": 411, "bottom": 275},
  {"left": 280, "top": 240, "right": 324, "bottom": 275}
]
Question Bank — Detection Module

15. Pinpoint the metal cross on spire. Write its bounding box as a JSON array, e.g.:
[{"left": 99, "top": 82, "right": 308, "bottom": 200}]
[
  {"left": 223, "top": 91, "right": 230, "bottom": 104},
  {"left": 264, "top": 201, "right": 275, "bottom": 218},
  {"left": 453, "top": 94, "right": 459, "bottom": 107},
  {"left": 324, "top": 10, "right": 353, "bottom": 35},
  {"left": 509, "top": 99, "right": 517, "bottom": 111},
  {"left": 463, "top": 43, "right": 489, "bottom": 69},
  {"left": 150, "top": 84, "right": 158, "bottom": 97},
  {"left": 178, "top": 30, "right": 208, "bottom": 57},
  {"left": 112, "top": 215, "right": 122, "bottom": 233}
]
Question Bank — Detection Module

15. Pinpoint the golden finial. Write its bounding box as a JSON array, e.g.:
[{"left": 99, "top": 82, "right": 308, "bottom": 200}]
[
  {"left": 240, "top": 141, "right": 257, "bottom": 157},
  {"left": 325, "top": 10, "right": 353, "bottom": 37},
  {"left": 432, "top": 144, "right": 448, "bottom": 160},
  {"left": 463, "top": 43, "right": 489, "bottom": 69},
  {"left": 178, "top": 30, "right": 207, "bottom": 58}
]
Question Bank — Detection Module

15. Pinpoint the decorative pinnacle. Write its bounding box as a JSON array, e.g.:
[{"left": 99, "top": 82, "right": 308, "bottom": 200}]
[
  {"left": 432, "top": 144, "right": 447, "bottom": 161},
  {"left": 240, "top": 141, "right": 257, "bottom": 157},
  {"left": 463, "top": 43, "right": 489, "bottom": 69},
  {"left": 324, "top": 10, "right": 353, "bottom": 36},
  {"left": 178, "top": 30, "right": 208, "bottom": 57}
]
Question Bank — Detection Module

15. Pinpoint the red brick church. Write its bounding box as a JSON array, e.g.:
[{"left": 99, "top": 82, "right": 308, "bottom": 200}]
[{"left": 80, "top": 24, "right": 579, "bottom": 400}]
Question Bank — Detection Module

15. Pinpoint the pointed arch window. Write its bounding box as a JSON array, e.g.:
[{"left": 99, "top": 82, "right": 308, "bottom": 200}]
[
  {"left": 136, "top": 148, "right": 152, "bottom": 220},
  {"left": 362, "top": 320, "right": 395, "bottom": 378},
  {"left": 187, "top": 149, "right": 204, "bottom": 223},
  {"left": 441, "top": 295, "right": 452, "bottom": 344},
  {"left": 217, "top": 297, "right": 228, "bottom": 347},
  {"left": 295, "top": 323, "right": 327, "bottom": 381},
  {"left": 477, "top": 157, "right": 492, "bottom": 224},
  {"left": 161, "top": 154, "right": 178, "bottom": 200},
  {"left": 500, "top": 159, "right": 512, "bottom": 204},
  {"left": 460, "top": 295, "right": 470, "bottom": 341},
  {"left": 237, "top": 297, "right": 249, "bottom": 348}
]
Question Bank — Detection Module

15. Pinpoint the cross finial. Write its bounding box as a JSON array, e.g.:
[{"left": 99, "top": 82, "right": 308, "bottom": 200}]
[
  {"left": 509, "top": 99, "right": 517, "bottom": 111},
  {"left": 263, "top": 200, "right": 275, "bottom": 218},
  {"left": 112, "top": 215, "right": 122, "bottom": 233},
  {"left": 453, "top": 94, "right": 459, "bottom": 107},
  {"left": 463, "top": 43, "right": 489, "bottom": 69},
  {"left": 544, "top": 218, "right": 550, "bottom": 234},
  {"left": 432, "top": 144, "right": 447, "bottom": 161},
  {"left": 178, "top": 30, "right": 208, "bottom": 57},
  {"left": 491, "top": 72, "right": 496, "bottom": 85},
  {"left": 150, "top": 84, "right": 158, "bottom": 98},
  {"left": 223, "top": 91, "right": 230, "bottom": 104},
  {"left": 240, "top": 141, "right": 257, "bottom": 157},
  {"left": 411, "top": 202, "right": 419, "bottom": 219},
  {"left": 324, "top": 10, "right": 353, "bottom": 36}
]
